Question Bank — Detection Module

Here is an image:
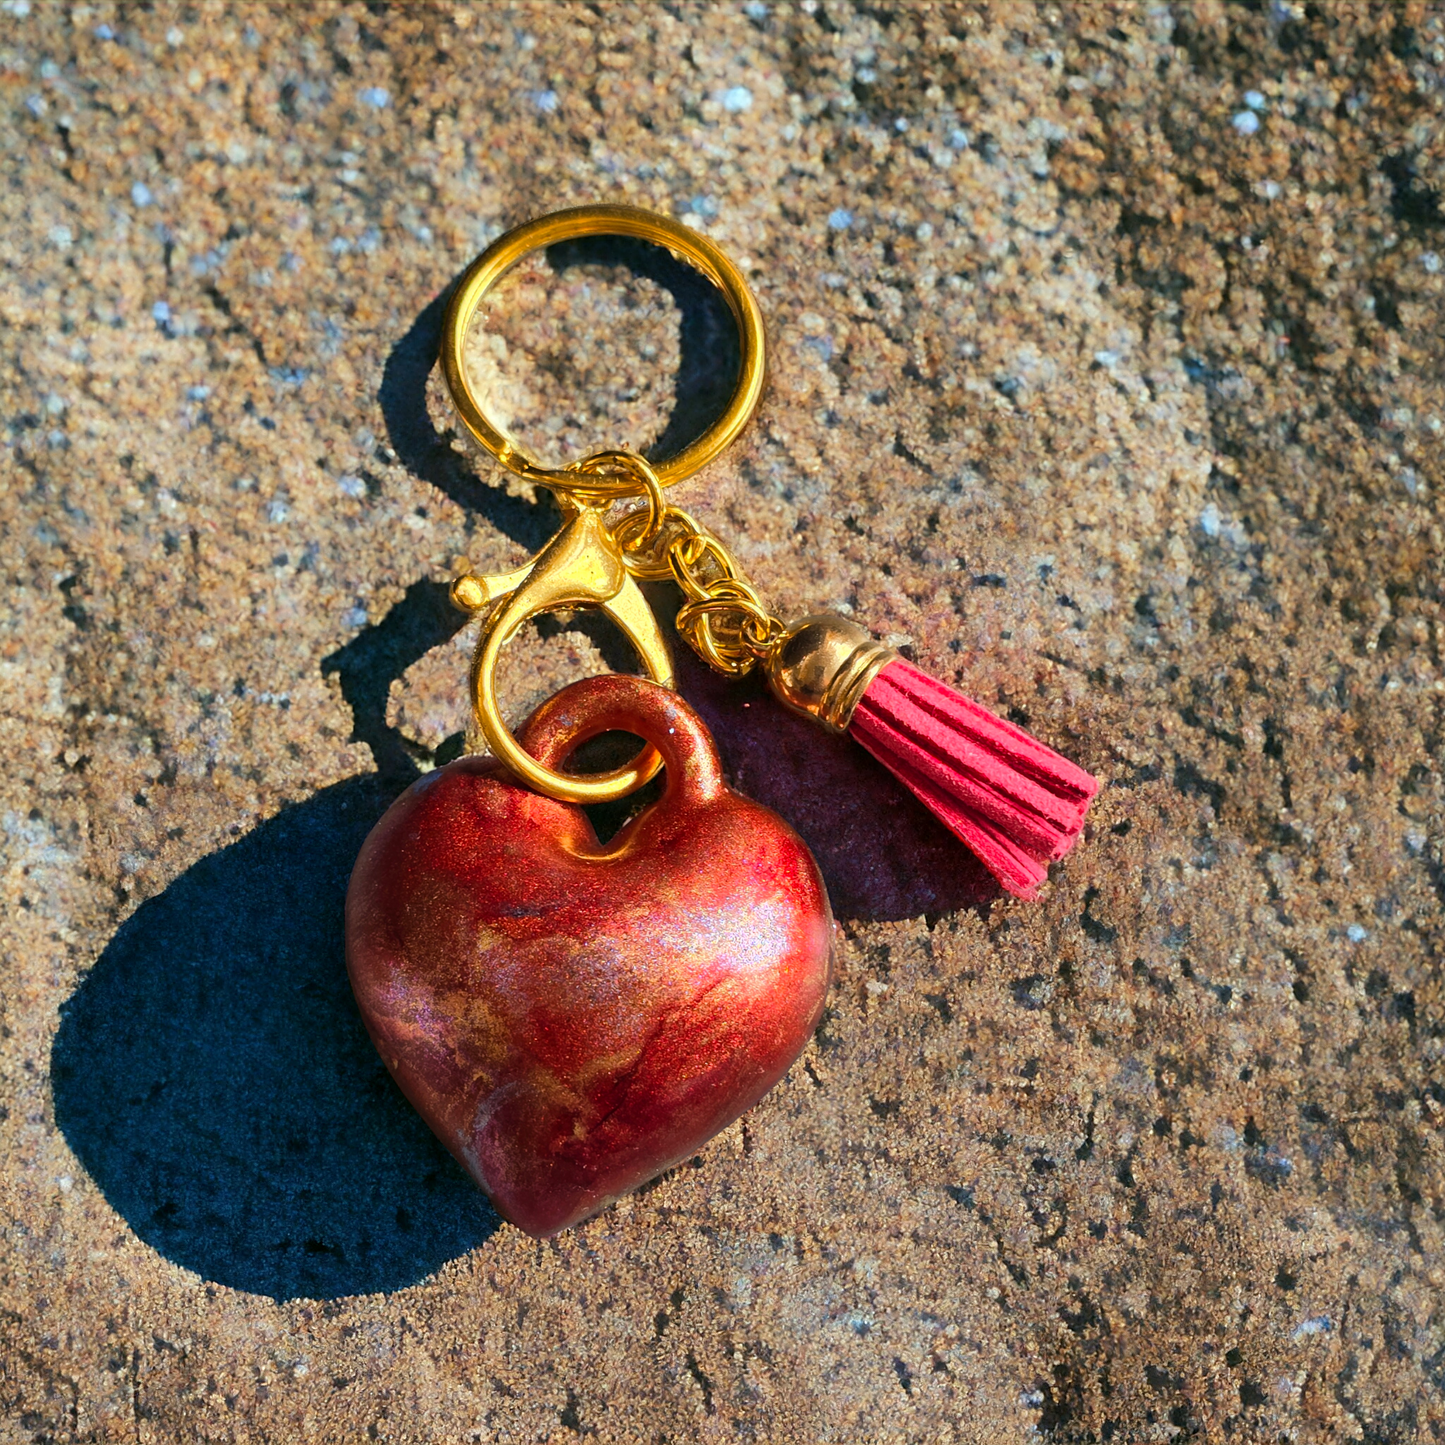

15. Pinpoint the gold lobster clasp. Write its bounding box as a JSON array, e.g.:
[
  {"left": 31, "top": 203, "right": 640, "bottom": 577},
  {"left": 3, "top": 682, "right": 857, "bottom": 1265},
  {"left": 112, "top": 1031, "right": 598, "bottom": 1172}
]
[{"left": 450, "top": 504, "right": 673, "bottom": 804}]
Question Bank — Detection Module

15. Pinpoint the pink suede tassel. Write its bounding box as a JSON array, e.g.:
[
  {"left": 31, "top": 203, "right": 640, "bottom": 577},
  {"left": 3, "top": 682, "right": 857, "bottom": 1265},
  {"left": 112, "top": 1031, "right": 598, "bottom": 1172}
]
[{"left": 848, "top": 659, "right": 1099, "bottom": 898}]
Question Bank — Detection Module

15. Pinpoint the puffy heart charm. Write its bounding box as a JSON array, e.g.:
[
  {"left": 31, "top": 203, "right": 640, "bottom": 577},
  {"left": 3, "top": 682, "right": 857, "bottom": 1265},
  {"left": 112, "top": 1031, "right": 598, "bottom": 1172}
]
[{"left": 345, "top": 674, "right": 833, "bottom": 1237}]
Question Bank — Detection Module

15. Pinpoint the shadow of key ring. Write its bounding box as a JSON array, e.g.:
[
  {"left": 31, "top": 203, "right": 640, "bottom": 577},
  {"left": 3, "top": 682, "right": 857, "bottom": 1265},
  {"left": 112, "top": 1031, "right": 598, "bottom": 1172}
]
[{"left": 440, "top": 206, "right": 766, "bottom": 804}]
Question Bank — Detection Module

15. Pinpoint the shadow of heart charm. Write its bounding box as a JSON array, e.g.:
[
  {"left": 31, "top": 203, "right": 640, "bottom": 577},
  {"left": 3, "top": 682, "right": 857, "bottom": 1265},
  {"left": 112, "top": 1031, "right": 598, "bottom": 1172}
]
[{"left": 346, "top": 674, "right": 833, "bottom": 1238}]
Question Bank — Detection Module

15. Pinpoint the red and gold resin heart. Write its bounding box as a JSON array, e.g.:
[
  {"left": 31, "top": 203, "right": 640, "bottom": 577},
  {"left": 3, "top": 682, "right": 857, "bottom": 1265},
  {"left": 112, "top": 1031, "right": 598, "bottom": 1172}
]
[{"left": 345, "top": 673, "right": 833, "bottom": 1237}]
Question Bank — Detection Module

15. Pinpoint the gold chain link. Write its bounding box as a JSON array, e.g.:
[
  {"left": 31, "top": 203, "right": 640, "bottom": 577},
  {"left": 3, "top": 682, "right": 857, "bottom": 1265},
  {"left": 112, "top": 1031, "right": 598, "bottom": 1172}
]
[
  {"left": 662, "top": 526, "right": 785, "bottom": 676},
  {"left": 530, "top": 449, "right": 785, "bottom": 679}
]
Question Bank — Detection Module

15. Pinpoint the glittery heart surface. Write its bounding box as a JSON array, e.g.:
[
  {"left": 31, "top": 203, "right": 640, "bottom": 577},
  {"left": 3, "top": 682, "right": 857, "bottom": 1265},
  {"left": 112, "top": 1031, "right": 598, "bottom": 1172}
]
[{"left": 345, "top": 674, "right": 832, "bottom": 1238}]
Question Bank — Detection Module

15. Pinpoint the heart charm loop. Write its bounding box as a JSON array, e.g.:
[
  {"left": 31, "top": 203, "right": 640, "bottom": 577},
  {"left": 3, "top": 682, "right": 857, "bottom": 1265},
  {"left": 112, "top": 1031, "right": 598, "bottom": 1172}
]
[{"left": 346, "top": 674, "right": 833, "bottom": 1237}]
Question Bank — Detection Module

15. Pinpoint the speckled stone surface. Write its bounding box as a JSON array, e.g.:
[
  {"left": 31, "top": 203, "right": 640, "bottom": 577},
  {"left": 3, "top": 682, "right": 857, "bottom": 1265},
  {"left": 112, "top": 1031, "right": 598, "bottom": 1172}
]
[{"left": 2, "top": 2, "right": 1443, "bottom": 1441}]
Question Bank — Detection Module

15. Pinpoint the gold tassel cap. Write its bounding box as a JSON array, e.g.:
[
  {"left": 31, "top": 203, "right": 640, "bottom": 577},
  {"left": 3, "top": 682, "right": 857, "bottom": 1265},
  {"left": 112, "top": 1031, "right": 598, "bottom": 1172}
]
[{"left": 762, "top": 615, "right": 898, "bottom": 734}]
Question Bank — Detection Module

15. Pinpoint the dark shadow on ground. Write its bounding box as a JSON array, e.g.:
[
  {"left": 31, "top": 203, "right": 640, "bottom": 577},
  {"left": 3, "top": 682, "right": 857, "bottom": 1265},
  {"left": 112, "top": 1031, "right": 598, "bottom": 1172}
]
[
  {"left": 321, "top": 576, "right": 470, "bottom": 784},
  {"left": 51, "top": 773, "right": 499, "bottom": 1302}
]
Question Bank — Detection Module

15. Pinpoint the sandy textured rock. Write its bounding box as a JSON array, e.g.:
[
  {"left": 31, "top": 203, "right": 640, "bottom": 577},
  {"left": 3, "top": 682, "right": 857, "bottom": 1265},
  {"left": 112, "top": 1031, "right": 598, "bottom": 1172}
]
[{"left": 2, "top": 2, "right": 1443, "bottom": 1441}]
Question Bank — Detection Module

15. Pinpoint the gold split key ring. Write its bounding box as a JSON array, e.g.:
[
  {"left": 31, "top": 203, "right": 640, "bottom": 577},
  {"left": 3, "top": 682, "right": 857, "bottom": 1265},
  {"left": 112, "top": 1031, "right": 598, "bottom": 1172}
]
[{"left": 439, "top": 205, "right": 767, "bottom": 805}]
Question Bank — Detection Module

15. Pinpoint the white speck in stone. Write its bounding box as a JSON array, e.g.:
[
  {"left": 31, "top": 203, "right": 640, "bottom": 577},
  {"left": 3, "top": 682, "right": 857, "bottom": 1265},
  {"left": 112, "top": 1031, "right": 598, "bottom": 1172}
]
[
  {"left": 1094, "top": 349, "right": 1121, "bottom": 367},
  {"left": 187, "top": 385, "right": 211, "bottom": 401},
  {"left": 44, "top": 393, "right": 65, "bottom": 415},
  {"left": 359, "top": 86, "right": 389, "bottom": 109},
  {"left": 1422, "top": 251, "right": 1441, "bottom": 274},
  {"left": 1255, "top": 179, "right": 1282, "bottom": 199},
  {"left": 866, "top": 979, "right": 888, "bottom": 996},
  {"left": 745, "top": 0, "right": 768, "bottom": 15},
  {"left": 1199, "top": 502, "right": 1222, "bottom": 537},
  {"left": 132, "top": 181, "right": 154, "bottom": 207},
  {"left": 5, "top": 0, "right": 32, "bottom": 15},
  {"left": 532, "top": 89, "right": 559, "bottom": 113},
  {"left": 292, "top": 1363, "right": 309, "bottom": 1378},
  {"left": 94, "top": 23, "right": 114, "bottom": 39},
  {"left": 1233, "top": 110, "right": 1260, "bottom": 135},
  {"left": 267, "top": 496, "right": 289, "bottom": 523},
  {"left": 49, "top": 224, "right": 72, "bottom": 249},
  {"left": 894, "top": 116, "right": 909, "bottom": 132},
  {"left": 722, "top": 84, "right": 752, "bottom": 113},
  {"left": 1291, "top": 1316, "right": 1331, "bottom": 1341},
  {"left": 25, "top": 94, "right": 46, "bottom": 118},
  {"left": 1401, "top": 468, "right": 1419, "bottom": 497},
  {"left": 915, "top": 221, "right": 934, "bottom": 241},
  {"left": 338, "top": 474, "right": 366, "bottom": 499},
  {"left": 1405, "top": 829, "right": 1427, "bottom": 855},
  {"left": 689, "top": 194, "right": 718, "bottom": 219},
  {"left": 828, "top": 207, "right": 853, "bottom": 231},
  {"left": 342, "top": 606, "right": 369, "bottom": 629},
  {"left": 226, "top": 140, "right": 249, "bottom": 165},
  {"left": 151, "top": 300, "right": 171, "bottom": 324},
  {"left": 1346, "top": 924, "right": 1367, "bottom": 942},
  {"left": 949, "top": 127, "right": 971, "bottom": 149},
  {"left": 1020, "top": 1390, "right": 1045, "bottom": 1408},
  {"left": 166, "top": 25, "right": 183, "bottom": 46},
  {"left": 1244, "top": 89, "right": 1266, "bottom": 110},
  {"left": 58, "top": 1175, "right": 72, "bottom": 1192}
]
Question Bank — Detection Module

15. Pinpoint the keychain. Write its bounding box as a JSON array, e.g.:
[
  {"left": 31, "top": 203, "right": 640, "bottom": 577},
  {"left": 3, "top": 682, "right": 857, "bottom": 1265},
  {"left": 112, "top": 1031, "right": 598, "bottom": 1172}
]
[
  {"left": 345, "top": 205, "right": 1098, "bottom": 1237},
  {"left": 441, "top": 205, "right": 1098, "bottom": 896}
]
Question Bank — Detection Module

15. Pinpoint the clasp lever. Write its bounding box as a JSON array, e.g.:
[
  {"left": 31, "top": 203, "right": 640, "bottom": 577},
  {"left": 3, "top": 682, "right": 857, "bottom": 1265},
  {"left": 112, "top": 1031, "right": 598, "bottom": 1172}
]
[{"left": 450, "top": 506, "right": 673, "bottom": 803}]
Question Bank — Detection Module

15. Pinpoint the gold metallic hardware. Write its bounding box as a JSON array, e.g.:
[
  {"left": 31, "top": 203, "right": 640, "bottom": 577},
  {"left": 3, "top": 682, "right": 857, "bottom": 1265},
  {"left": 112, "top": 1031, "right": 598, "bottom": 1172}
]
[
  {"left": 440, "top": 209, "right": 903, "bottom": 803},
  {"left": 612, "top": 499, "right": 787, "bottom": 677},
  {"left": 762, "top": 615, "right": 899, "bottom": 733},
  {"left": 440, "top": 204, "right": 765, "bottom": 492},
  {"left": 452, "top": 503, "right": 674, "bottom": 804}
]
